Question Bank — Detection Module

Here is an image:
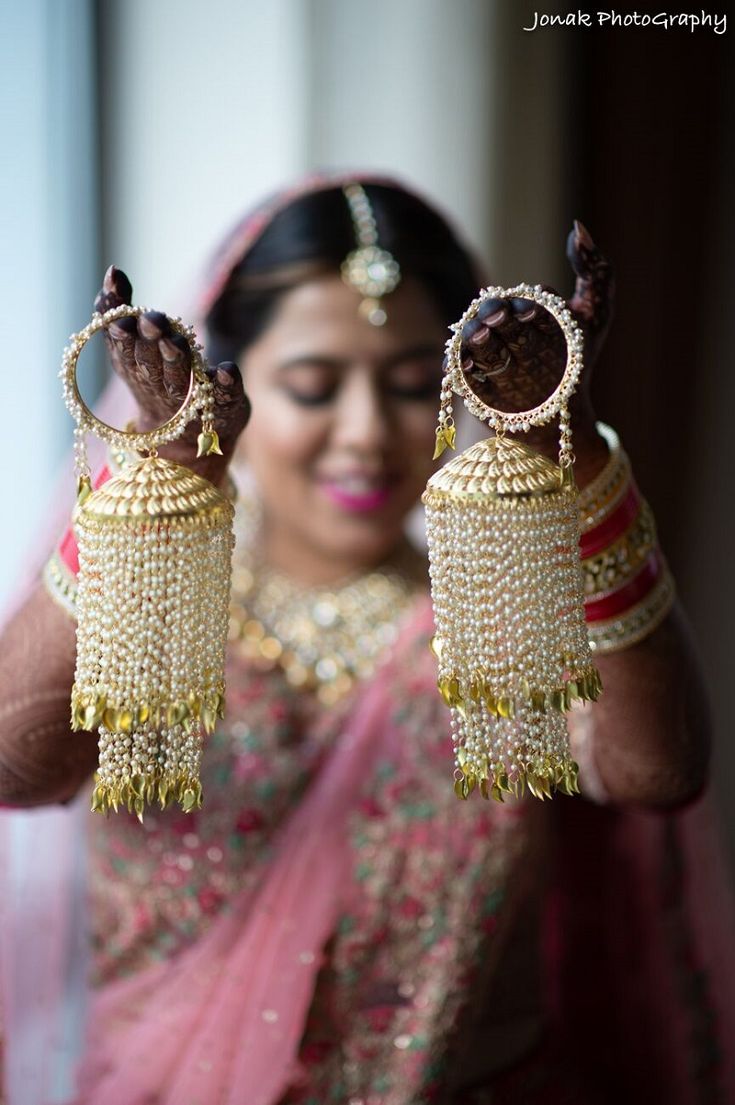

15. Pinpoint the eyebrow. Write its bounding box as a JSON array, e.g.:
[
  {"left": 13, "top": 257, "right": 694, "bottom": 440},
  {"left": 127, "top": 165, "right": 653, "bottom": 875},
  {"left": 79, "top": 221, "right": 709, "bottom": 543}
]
[{"left": 276, "top": 343, "right": 445, "bottom": 374}]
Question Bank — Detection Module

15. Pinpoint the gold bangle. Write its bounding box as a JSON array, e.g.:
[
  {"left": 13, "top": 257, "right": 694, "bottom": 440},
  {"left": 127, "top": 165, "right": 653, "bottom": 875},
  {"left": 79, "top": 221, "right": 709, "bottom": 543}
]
[
  {"left": 581, "top": 499, "right": 658, "bottom": 598},
  {"left": 587, "top": 565, "right": 676, "bottom": 653},
  {"left": 578, "top": 423, "right": 631, "bottom": 531},
  {"left": 42, "top": 551, "right": 79, "bottom": 618}
]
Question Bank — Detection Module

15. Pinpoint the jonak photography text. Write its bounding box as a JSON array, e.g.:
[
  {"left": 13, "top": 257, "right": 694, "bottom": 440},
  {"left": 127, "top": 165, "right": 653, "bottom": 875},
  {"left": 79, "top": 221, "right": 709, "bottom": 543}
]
[{"left": 523, "top": 10, "right": 727, "bottom": 33}]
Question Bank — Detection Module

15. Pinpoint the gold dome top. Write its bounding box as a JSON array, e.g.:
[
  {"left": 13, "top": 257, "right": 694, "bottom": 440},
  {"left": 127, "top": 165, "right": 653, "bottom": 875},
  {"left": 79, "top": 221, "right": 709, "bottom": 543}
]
[
  {"left": 76, "top": 456, "right": 232, "bottom": 520},
  {"left": 424, "top": 435, "right": 562, "bottom": 499}
]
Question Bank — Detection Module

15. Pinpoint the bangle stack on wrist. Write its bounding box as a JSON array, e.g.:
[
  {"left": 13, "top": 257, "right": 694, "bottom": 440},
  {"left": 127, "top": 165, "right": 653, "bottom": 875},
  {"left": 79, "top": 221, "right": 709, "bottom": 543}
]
[
  {"left": 580, "top": 423, "right": 675, "bottom": 652},
  {"left": 43, "top": 464, "right": 113, "bottom": 617}
]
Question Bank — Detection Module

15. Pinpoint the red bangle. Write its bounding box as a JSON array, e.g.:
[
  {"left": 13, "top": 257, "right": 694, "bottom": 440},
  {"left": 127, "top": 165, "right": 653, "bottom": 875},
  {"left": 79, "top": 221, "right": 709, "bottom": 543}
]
[
  {"left": 579, "top": 480, "right": 641, "bottom": 559},
  {"left": 584, "top": 548, "right": 663, "bottom": 623}
]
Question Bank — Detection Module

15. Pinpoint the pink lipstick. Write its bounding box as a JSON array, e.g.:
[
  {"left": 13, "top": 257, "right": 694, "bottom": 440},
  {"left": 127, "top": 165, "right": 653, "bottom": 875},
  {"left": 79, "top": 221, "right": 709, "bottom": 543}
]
[{"left": 318, "top": 480, "right": 393, "bottom": 513}]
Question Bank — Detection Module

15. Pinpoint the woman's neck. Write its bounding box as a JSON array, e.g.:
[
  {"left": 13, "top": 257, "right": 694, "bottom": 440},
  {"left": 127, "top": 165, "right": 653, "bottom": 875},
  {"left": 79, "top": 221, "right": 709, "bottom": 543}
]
[{"left": 259, "top": 524, "right": 425, "bottom": 589}]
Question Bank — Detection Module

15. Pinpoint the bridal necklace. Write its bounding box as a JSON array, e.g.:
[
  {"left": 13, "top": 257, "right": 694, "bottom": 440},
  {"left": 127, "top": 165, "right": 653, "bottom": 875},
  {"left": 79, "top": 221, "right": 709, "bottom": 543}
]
[{"left": 228, "top": 490, "right": 428, "bottom": 706}]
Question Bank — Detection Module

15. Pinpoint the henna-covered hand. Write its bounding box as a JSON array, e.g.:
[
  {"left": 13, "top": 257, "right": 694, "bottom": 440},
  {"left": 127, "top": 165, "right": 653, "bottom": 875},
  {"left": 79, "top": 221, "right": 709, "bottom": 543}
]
[
  {"left": 458, "top": 220, "right": 615, "bottom": 470},
  {"left": 94, "top": 266, "right": 251, "bottom": 484}
]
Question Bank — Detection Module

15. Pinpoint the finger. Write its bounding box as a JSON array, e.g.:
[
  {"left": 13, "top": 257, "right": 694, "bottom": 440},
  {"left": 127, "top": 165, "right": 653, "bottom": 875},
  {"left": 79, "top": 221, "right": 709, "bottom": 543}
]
[
  {"left": 566, "top": 220, "right": 615, "bottom": 331},
  {"left": 138, "top": 310, "right": 172, "bottom": 389},
  {"left": 159, "top": 333, "right": 191, "bottom": 402},
  {"left": 205, "top": 361, "right": 251, "bottom": 437},
  {"left": 509, "top": 297, "right": 538, "bottom": 323},
  {"left": 463, "top": 302, "right": 527, "bottom": 376},
  {"left": 530, "top": 286, "right": 566, "bottom": 343},
  {"left": 462, "top": 298, "right": 509, "bottom": 348},
  {"left": 93, "top": 265, "right": 133, "bottom": 315},
  {"left": 104, "top": 314, "right": 138, "bottom": 380},
  {"left": 138, "top": 310, "right": 171, "bottom": 341}
]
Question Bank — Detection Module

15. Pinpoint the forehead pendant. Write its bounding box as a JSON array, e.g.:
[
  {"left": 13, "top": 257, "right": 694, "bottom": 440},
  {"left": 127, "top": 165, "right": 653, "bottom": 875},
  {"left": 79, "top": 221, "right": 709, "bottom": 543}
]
[{"left": 340, "top": 182, "right": 401, "bottom": 326}]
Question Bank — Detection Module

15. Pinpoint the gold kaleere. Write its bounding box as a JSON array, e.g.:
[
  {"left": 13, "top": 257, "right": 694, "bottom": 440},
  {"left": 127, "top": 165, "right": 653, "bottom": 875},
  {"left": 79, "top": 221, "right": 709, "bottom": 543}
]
[
  {"left": 422, "top": 283, "right": 602, "bottom": 802},
  {"left": 61, "top": 305, "right": 235, "bottom": 819}
]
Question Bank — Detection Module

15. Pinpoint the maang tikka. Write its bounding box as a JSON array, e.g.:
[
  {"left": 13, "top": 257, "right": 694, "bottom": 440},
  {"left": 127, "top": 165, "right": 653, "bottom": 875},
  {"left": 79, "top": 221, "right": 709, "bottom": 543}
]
[
  {"left": 61, "top": 305, "right": 235, "bottom": 819},
  {"left": 341, "top": 182, "right": 401, "bottom": 326},
  {"left": 422, "top": 284, "right": 602, "bottom": 802}
]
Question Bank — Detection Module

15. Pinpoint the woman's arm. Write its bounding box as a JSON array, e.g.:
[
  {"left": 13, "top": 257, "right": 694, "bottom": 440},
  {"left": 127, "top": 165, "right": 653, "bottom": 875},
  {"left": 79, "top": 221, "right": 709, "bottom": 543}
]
[
  {"left": 0, "top": 268, "right": 249, "bottom": 807},
  {"left": 0, "top": 583, "right": 98, "bottom": 805},
  {"left": 572, "top": 597, "right": 711, "bottom": 808}
]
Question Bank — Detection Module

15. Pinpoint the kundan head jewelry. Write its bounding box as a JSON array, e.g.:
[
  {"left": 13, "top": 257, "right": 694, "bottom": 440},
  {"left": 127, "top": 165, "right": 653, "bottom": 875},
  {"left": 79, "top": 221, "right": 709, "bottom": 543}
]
[
  {"left": 60, "top": 305, "right": 235, "bottom": 819},
  {"left": 422, "top": 283, "right": 602, "bottom": 802},
  {"left": 341, "top": 182, "right": 401, "bottom": 326}
]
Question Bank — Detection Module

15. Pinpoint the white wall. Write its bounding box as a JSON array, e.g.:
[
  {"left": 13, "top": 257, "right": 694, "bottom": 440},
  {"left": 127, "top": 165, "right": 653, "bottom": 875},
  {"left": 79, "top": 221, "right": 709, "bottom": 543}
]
[
  {"left": 0, "top": 0, "right": 101, "bottom": 612},
  {"left": 98, "top": 0, "right": 311, "bottom": 314}
]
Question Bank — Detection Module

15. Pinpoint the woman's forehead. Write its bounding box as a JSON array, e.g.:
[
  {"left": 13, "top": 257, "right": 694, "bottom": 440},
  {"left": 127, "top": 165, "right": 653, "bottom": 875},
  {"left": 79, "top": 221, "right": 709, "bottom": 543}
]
[{"left": 253, "top": 274, "right": 448, "bottom": 348}]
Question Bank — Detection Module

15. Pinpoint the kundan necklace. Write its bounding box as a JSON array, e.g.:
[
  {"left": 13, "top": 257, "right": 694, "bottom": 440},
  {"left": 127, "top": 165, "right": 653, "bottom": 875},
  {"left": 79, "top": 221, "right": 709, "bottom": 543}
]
[{"left": 228, "top": 488, "right": 429, "bottom": 706}]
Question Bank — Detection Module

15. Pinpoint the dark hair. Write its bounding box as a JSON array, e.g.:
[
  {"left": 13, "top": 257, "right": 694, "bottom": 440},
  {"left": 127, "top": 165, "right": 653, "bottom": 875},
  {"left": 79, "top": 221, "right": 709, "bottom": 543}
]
[{"left": 203, "top": 183, "right": 482, "bottom": 363}]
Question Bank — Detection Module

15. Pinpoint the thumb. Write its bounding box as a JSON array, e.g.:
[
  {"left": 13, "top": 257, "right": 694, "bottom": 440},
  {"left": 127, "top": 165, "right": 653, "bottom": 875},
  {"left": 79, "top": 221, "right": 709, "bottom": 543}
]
[{"left": 566, "top": 220, "right": 615, "bottom": 336}]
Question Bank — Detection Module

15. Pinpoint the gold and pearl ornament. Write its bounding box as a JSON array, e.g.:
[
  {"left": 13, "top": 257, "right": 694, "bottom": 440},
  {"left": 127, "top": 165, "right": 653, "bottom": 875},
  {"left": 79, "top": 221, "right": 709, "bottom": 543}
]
[
  {"left": 422, "top": 283, "right": 602, "bottom": 802},
  {"left": 341, "top": 182, "right": 401, "bottom": 326},
  {"left": 60, "top": 304, "right": 235, "bottom": 819}
]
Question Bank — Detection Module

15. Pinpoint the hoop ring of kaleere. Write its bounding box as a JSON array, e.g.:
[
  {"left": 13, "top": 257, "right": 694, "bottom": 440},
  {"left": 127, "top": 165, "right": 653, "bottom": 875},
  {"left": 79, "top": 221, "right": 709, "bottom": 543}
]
[
  {"left": 60, "top": 303, "right": 235, "bottom": 821},
  {"left": 61, "top": 304, "right": 213, "bottom": 458},
  {"left": 423, "top": 281, "right": 601, "bottom": 804},
  {"left": 444, "top": 283, "right": 584, "bottom": 440}
]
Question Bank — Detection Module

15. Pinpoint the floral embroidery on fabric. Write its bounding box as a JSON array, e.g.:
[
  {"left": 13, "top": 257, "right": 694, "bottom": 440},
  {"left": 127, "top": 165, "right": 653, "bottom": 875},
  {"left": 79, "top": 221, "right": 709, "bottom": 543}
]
[{"left": 88, "top": 589, "right": 546, "bottom": 1104}]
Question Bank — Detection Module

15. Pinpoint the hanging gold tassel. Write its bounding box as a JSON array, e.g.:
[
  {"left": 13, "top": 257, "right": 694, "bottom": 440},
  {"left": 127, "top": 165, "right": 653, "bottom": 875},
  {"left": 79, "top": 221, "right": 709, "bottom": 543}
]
[
  {"left": 61, "top": 305, "right": 234, "bottom": 819},
  {"left": 422, "top": 283, "right": 601, "bottom": 801}
]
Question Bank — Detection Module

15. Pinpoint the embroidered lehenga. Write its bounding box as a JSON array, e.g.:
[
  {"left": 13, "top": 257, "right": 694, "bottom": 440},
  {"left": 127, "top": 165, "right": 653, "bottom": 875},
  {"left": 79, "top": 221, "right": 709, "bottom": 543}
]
[{"left": 72, "top": 525, "right": 734, "bottom": 1105}]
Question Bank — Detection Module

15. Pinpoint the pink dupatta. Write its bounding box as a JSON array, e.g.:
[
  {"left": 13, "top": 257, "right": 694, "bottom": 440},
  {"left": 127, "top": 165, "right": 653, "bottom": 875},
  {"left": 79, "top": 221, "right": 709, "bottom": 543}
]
[{"left": 70, "top": 600, "right": 435, "bottom": 1105}]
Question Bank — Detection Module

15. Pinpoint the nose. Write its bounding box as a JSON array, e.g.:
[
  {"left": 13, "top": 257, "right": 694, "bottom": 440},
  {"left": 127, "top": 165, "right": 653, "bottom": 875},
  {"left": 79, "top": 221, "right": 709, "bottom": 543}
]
[{"left": 330, "top": 367, "right": 393, "bottom": 457}]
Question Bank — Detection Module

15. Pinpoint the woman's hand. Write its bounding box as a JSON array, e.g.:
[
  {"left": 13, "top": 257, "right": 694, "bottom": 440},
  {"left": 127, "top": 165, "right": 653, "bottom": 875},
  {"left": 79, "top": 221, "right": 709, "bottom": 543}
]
[
  {"left": 458, "top": 220, "right": 614, "bottom": 479},
  {"left": 94, "top": 266, "right": 251, "bottom": 485}
]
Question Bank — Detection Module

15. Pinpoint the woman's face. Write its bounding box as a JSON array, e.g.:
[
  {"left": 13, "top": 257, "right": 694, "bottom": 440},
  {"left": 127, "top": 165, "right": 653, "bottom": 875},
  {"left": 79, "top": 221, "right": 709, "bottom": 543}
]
[{"left": 237, "top": 273, "right": 448, "bottom": 583}]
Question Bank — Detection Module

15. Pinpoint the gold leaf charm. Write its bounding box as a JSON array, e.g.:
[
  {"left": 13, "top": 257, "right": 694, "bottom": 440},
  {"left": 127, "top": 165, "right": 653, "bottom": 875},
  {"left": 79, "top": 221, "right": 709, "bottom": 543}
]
[
  {"left": 197, "top": 429, "right": 224, "bottom": 457},
  {"left": 117, "top": 709, "right": 133, "bottom": 733},
  {"left": 432, "top": 428, "right": 448, "bottom": 460},
  {"left": 76, "top": 475, "right": 93, "bottom": 504},
  {"left": 90, "top": 784, "right": 107, "bottom": 813},
  {"left": 181, "top": 788, "right": 197, "bottom": 812},
  {"left": 454, "top": 776, "right": 469, "bottom": 800},
  {"left": 201, "top": 704, "right": 217, "bottom": 734},
  {"left": 432, "top": 422, "right": 456, "bottom": 460},
  {"left": 497, "top": 695, "right": 513, "bottom": 719},
  {"left": 438, "top": 675, "right": 461, "bottom": 707}
]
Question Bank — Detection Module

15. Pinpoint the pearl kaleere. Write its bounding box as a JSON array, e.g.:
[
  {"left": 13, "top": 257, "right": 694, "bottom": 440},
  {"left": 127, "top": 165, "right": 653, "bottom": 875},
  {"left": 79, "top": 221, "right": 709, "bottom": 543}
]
[
  {"left": 422, "top": 284, "right": 602, "bottom": 801},
  {"left": 60, "top": 304, "right": 235, "bottom": 819}
]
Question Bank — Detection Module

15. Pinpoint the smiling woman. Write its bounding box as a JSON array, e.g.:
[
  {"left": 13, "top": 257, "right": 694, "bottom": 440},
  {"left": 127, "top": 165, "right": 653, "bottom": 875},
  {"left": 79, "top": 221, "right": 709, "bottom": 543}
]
[
  {"left": 0, "top": 174, "right": 732, "bottom": 1105},
  {"left": 236, "top": 275, "right": 447, "bottom": 582},
  {"left": 201, "top": 181, "right": 481, "bottom": 583}
]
